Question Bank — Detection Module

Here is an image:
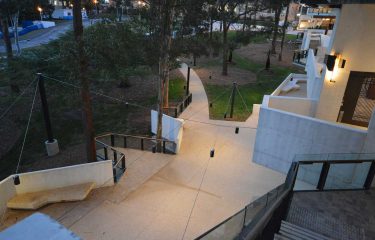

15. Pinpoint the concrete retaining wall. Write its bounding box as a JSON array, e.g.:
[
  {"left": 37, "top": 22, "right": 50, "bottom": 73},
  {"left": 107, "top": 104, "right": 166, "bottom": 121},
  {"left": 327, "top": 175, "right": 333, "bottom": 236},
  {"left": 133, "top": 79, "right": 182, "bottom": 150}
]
[
  {"left": 0, "top": 161, "right": 114, "bottom": 217},
  {"left": 0, "top": 177, "right": 16, "bottom": 218},
  {"left": 268, "top": 96, "right": 317, "bottom": 117},
  {"left": 253, "top": 107, "right": 368, "bottom": 174}
]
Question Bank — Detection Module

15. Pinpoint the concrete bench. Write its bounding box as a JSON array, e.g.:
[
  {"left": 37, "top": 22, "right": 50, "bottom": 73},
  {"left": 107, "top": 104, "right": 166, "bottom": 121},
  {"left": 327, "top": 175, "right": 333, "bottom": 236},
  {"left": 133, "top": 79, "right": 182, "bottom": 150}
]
[
  {"left": 7, "top": 182, "right": 95, "bottom": 210},
  {"left": 281, "top": 78, "right": 300, "bottom": 93}
]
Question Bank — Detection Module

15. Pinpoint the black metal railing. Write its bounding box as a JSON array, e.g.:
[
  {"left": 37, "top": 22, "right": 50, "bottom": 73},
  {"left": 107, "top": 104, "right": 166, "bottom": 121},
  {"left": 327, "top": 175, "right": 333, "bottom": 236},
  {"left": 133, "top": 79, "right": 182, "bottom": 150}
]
[
  {"left": 292, "top": 49, "right": 309, "bottom": 65},
  {"left": 95, "top": 138, "right": 126, "bottom": 183},
  {"left": 163, "top": 93, "right": 192, "bottom": 118},
  {"left": 195, "top": 162, "right": 298, "bottom": 240},
  {"left": 292, "top": 153, "right": 375, "bottom": 191},
  {"left": 195, "top": 153, "right": 375, "bottom": 240},
  {"left": 96, "top": 133, "right": 176, "bottom": 154}
]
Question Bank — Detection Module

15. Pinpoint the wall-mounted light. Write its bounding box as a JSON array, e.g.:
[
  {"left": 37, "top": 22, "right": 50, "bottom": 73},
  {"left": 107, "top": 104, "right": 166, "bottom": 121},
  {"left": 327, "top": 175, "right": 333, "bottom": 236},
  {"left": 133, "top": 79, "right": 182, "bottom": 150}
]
[
  {"left": 325, "top": 53, "right": 347, "bottom": 83},
  {"left": 339, "top": 58, "right": 346, "bottom": 69},
  {"left": 326, "top": 54, "right": 337, "bottom": 71}
]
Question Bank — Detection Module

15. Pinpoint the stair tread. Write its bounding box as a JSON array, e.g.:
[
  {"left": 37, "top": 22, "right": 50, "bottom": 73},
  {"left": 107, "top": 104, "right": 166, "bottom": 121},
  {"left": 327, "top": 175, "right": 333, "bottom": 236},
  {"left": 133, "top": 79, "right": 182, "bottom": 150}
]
[
  {"left": 279, "top": 229, "right": 314, "bottom": 240},
  {"left": 279, "top": 229, "right": 310, "bottom": 240},
  {"left": 281, "top": 221, "right": 333, "bottom": 240},
  {"left": 274, "top": 233, "right": 291, "bottom": 240}
]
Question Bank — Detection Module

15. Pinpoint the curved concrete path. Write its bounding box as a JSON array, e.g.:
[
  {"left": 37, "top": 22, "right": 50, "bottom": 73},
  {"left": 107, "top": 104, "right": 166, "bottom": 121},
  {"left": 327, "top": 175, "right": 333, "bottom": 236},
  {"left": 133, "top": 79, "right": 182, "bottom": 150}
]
[{"left": 1, "top": 64, "right": 284, "bottom": 240}]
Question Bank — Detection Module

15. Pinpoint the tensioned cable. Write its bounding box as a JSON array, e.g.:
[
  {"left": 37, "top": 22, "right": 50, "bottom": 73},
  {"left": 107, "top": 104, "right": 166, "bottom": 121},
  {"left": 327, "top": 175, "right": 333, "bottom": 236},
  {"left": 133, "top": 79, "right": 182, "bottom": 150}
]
[
  {"left": 236, "top": 85, "right": 251, "bottom": 114},
  {"left": 42, "top": 75, "right": 151, "bottom": 110},
  {"left": 0, "top": 78, "right": 38, "bottom": 121},
  {"left": 181, "top": 125, "right": 220, "bottom": 240},
  {"left": 15, "top": 81, "right": 39, "bottom": 174},
  {"left": 224, "top": 86, "right": 234, "bottom": 116},
  {"left": 41, "top": 74, "right": 257, "bottom": 131}
]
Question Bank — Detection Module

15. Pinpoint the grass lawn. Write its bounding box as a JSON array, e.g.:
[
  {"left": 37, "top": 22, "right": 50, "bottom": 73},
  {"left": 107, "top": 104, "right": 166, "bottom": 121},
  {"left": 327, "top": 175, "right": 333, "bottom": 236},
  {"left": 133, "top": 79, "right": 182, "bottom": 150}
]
[
  {"left": 205, "top": 83, "right": 276, "bottom": 121},
  {"left": 169, "top": 76, "right": 186, "bottom": 102},
  {"left": 201, "top": 52, "right": 298, "bottom": 121}
]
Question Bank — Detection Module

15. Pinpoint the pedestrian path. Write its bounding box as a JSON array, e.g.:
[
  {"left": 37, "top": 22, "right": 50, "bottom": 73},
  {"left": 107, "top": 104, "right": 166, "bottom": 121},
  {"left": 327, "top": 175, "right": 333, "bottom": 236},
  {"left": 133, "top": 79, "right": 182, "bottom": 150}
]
[{"left": 1, "top": 64, "right": 284, "bottom": 240}]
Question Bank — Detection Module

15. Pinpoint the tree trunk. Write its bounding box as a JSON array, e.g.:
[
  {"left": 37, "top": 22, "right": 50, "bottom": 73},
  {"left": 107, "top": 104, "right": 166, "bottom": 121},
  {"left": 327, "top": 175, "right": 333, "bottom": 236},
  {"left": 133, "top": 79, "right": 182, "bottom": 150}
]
[
  {"left": 228, "top": 49, "right": 233, "bottom": 63},
  {"left": 157, "top": 0, "right": 175, "bottom": 146},
  {"left": 222, "top": 19, "right": 228, "bottom": 76},
  {"left": 242, "top": 2, "right": 248, "bottom": 32},
  {"left": 209, "top": 16, "right": 213, "bottom": 41},
  {"left": 12, "top": 12, "right": 21, "bottom": 56},
  {"left": 271, "top": 5, "right": 282, "bottom": 54},
  {"left": 0, "top": 17, "right": 13, "bottom": 60},
  {"left": 73, "top": 0, "right": 96, "bottom": 163},
  {"left": 279, "top": 1, "right": 290, "bottom": 61}
]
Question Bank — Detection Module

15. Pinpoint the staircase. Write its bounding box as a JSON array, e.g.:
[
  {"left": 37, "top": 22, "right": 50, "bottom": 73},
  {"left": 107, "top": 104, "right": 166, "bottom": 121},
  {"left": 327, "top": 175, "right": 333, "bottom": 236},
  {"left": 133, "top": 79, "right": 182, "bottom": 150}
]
[{"left": 274, "top": 221, "right": 333, "bottom": 240}]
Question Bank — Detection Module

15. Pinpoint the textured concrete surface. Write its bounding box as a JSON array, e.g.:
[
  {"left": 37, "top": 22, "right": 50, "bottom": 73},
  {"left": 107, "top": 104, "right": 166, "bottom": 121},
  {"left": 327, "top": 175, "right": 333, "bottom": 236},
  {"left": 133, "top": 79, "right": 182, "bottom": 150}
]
[
  {"left": 288, "top": 189, "right": 375, "bottom": 240},
  {"left": 0, "top": 65, "right": 284, "bottom": 239}
]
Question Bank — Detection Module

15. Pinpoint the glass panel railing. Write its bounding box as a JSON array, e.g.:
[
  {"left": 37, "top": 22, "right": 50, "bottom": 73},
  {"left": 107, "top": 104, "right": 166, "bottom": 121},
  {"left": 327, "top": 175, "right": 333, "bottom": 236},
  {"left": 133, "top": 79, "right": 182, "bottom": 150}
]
[
  {"left": 325, "top": 162, "right": 372, "bottom": 190},
  {"left": 294, "top": 163, "right": 323, "bottom": 191},
  {"left": 199, "top": 210, "right": 245, "bottom": 240},
  {"left": 196, "top": 184, "right": 288, "bottom": 240}
]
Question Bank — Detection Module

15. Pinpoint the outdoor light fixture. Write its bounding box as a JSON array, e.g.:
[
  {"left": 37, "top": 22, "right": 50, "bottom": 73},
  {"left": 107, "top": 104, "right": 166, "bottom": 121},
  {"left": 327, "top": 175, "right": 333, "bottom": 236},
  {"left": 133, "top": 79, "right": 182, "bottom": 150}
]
[
  {"left": 339, "top": 58, "right": 346, "bottom": 69},
  {"left": 210, "top": 149, "right": 215, "bottom": 158},
  {"left": 235, "top": 127, "right": 239, "bottom": 134},
  {"left": 13, "top": 175, "right": 20, "bottom": 185},
  {"left": 326, "top": 54, "right": 337, "bottom": 71}
]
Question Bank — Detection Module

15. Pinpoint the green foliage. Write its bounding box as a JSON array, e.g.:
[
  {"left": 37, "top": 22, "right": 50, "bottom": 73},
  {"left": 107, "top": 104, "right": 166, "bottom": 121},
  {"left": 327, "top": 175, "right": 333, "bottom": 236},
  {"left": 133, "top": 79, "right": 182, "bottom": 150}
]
[{"left": 168, "top": 77, "right": 186, "bottom": 102}]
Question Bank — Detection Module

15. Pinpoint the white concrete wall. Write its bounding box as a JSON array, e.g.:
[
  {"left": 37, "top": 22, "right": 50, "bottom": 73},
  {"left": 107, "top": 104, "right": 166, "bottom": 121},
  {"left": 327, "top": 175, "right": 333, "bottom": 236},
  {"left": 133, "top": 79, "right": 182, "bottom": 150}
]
[
  {"left": 15, "top": 160, "right": 114, "bottom": 194},
  {"left": 362, "top": 111, "right": 375, "bottom": 153},
  {"left": 0, "top": 161, "right": 114, "bottom": 218},
  {"left": 315, "top": 4, "right": 375, "bottom": 122},
  {"left": 253, "top": 107, "right": 368, "bottom": 174},
  {"left": 0, "top": 177, "right": 16, "bottom": 218},
  {"left": 151, "top": 110, "right": 183, "bottom": 153},
  {"left": 268, "top": 96, "right": 317, "bottom": 117},
  {"left": 305, "top": 49, "right": 324, "bottom": 101}
]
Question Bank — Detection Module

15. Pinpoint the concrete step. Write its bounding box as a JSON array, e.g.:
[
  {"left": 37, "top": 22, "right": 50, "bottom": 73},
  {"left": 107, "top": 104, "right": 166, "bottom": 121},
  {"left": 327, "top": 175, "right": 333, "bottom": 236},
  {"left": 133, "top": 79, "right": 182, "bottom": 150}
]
[
  {"left": 274, "top": 233, "right": 291, "bottom": 240},
  {"left": 280, "top": 221, "right": 333, "bottom": 240}
]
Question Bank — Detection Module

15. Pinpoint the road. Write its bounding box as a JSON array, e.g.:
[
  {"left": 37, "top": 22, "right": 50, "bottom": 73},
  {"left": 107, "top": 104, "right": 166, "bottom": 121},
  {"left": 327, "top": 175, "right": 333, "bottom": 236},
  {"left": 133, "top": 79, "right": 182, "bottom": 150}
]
[{"left": 0, "top": 20, "right": 96, "bottom": 53}]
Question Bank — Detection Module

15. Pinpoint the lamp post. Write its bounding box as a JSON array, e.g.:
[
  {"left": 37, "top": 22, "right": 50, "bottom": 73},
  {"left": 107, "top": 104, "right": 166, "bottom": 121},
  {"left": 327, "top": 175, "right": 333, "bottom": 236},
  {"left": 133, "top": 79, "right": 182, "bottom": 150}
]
[
  {"left": 93, "top": 0, "right": 99, "bottom": 15},
  {"left": 37, "top": 7, "right": 43, "bottom": 21}
]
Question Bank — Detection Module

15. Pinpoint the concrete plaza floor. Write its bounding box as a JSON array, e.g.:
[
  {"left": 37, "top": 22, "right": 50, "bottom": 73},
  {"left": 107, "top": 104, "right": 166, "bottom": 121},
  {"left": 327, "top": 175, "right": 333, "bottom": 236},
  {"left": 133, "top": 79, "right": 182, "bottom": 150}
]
[{"left": 1, "top": 64, "right": 285, "bottom": 240}]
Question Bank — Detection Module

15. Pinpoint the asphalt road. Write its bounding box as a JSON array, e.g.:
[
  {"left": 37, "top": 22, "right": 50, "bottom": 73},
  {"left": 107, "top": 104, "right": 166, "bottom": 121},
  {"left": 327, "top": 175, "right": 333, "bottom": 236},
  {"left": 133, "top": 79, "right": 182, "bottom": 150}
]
[{"left": 0, "top": 20, "right": 95, "bottom": 53}]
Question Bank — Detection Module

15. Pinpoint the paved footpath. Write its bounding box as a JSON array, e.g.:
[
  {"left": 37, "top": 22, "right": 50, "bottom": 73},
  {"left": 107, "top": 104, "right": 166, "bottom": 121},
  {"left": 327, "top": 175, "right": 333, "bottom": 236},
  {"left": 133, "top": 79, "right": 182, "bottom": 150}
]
[{"left": 1, "top": 64, "right": 284, "bottom": 240}]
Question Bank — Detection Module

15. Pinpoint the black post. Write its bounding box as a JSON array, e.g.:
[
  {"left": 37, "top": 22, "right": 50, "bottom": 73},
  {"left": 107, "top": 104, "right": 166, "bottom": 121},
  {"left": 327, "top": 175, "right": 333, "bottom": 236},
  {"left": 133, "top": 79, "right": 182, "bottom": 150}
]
[
  {"left": 229, "top": 82, "right": 237, "bottom": 118},
  {"left": 364, "top": 161, "right": 375, "bottom": 189},
  {"left": 186, "top": 66, "right": 190, "bottom": 96},
  {"left": 317, "top": 162, "right": 330, "bottom": 190},
  {"left": 37, "top": 73, "right": 54, "bottom": 143}
]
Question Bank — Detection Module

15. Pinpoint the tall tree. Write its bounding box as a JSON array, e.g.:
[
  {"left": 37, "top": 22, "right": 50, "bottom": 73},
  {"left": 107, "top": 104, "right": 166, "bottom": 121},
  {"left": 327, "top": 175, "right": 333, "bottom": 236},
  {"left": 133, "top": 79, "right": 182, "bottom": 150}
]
[
  {"left": 72, "top": 0, "right": 96, "bottom": 162},
  {"left": 156, "top": 0, "right": 176, "bottom": 146},
  {"left": 0, "top": 17, "right": 12, "bottom": 59},
  {"left": 278, "top": 0, "right": 290, "bottom": 61},
  {"left": 270, "top": 0, "right": 284, "bottom": 54}
]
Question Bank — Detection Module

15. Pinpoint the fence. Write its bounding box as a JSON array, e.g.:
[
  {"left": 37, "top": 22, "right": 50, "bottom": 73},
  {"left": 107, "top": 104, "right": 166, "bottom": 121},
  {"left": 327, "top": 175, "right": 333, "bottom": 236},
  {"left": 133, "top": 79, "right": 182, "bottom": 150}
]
[
  {"left": 95, "top": 133, "right": 176, "bottom": 154},
  {"left": 292, "top": 49, "right": 309, "bottom": 65},
  {"left": 195, "top": 152, "right": 375, "bottom": 239},
  {"left": 163, "top": 93, "right": 192, "bottom": 118},
  {"left": 95, "top": 137, "right": 126, "bottom": 183}
]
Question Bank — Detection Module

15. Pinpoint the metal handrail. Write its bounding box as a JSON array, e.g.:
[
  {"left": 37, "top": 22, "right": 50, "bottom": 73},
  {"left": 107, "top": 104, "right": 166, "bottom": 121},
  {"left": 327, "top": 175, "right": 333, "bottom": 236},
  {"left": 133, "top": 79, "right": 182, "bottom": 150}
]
[
  {"left": 195, "top": 156, "right": 375, "bottom": 240},
  {"left": 163, "top": 92, "right": 192, "bottom": 118}
]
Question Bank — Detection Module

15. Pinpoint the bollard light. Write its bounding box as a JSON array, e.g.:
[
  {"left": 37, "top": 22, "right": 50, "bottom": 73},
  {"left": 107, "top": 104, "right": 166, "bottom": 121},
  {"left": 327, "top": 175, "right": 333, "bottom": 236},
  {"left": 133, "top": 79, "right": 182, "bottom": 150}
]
[
  {"left": 13, "top": 175, "right": 20, "bottom": 185},
  {"left": 210, "top": 149, "right": 215, "bottom": 158}
]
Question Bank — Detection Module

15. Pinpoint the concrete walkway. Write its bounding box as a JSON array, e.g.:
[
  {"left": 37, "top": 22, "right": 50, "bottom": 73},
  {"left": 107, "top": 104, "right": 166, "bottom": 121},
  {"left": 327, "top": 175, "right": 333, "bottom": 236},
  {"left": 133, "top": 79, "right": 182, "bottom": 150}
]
[{"left": 1, "top": 64, "right": 284, "bottom": 240}]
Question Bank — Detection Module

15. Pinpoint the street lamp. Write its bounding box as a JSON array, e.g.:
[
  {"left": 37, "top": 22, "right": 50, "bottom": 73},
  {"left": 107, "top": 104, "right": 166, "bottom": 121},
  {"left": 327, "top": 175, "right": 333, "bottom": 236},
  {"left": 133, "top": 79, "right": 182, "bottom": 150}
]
[
  {"left": 37, "top": 7, "right": 43, "bottom": 21},
  {"left": 93, "top": 0, "right": 99, "bottom": 15}
]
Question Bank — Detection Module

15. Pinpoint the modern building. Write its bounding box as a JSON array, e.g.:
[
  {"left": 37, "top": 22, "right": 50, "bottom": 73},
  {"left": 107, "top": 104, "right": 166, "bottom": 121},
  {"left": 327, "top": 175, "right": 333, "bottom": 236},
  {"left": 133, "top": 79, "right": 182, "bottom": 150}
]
[{"left": 254, "top": 1, "right": 375, "bottom": 173}]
